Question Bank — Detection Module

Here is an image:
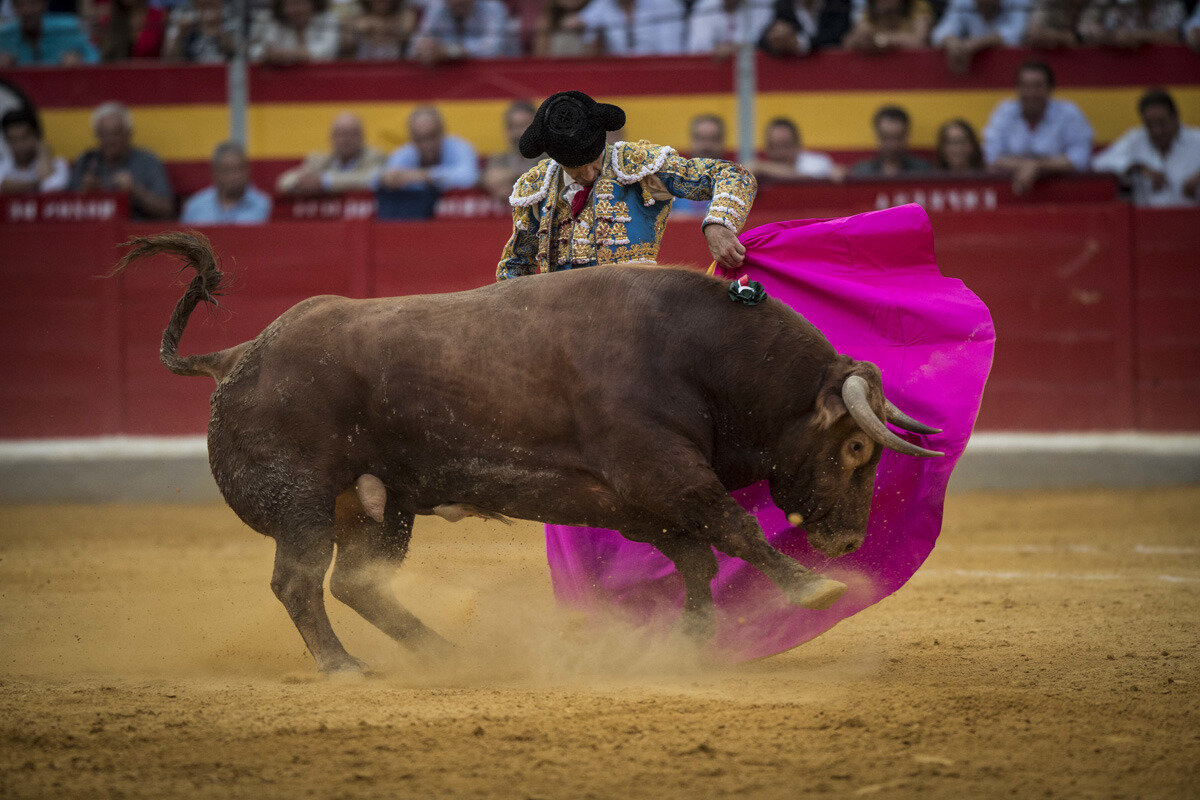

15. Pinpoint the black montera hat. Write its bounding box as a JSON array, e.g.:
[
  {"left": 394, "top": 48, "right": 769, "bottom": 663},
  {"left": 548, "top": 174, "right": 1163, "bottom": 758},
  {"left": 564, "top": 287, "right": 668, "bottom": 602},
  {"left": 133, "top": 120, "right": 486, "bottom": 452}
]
[{"left": 518, "top": 91, "right": 626, "bottom": 168}]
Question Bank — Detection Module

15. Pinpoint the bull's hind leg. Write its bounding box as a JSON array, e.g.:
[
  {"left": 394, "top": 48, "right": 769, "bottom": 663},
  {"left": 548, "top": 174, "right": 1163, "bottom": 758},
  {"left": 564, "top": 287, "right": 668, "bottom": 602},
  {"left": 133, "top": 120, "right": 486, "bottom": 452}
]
[
  {"left": 271, "top": 531, "right": 366, "bottom": 673},
  {"left": 329, "top": 490, "right": 453, "bottom": 658}
]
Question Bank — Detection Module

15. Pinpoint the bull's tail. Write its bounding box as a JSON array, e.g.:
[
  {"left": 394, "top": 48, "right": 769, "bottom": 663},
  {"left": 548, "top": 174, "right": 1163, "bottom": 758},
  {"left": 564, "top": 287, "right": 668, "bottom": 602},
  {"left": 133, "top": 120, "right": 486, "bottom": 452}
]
[{"left": 110, "top": 231, "right": 241, "bottom": 381}]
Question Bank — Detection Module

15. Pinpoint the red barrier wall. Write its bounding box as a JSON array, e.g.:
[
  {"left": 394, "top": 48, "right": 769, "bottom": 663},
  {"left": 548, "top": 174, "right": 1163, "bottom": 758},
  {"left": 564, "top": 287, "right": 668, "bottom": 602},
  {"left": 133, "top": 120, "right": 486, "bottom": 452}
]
[
  {"left": 1131, "top": 209, "right": 1200, "bottom": 431},
  {"left": 1, "top": 205, "right": 1196, "bottom": 438}
]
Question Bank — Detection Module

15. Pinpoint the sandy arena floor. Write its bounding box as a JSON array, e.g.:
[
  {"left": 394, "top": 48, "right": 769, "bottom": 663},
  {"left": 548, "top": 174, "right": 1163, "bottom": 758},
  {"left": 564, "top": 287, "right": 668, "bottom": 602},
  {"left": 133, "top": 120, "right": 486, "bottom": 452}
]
[{"left": 0, "top": 488, "right": 1197, "bottom": 799}]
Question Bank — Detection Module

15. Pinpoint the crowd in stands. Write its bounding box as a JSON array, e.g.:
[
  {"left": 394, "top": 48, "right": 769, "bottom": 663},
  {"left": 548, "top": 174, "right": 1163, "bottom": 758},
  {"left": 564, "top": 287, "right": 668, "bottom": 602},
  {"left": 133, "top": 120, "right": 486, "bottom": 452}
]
[
  {"left": 2, "top": 60, "right": 1197, "bottom": 219},
  {"left": 3, "top": 0, "right": 1200, "bottom": 67}
]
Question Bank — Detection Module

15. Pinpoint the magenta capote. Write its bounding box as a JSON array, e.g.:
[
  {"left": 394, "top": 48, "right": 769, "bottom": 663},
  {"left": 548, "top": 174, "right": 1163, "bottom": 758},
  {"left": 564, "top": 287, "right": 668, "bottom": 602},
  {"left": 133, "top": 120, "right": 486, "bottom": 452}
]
[{"left": 545, "top": 203, "right": 996, "bottom": 662}]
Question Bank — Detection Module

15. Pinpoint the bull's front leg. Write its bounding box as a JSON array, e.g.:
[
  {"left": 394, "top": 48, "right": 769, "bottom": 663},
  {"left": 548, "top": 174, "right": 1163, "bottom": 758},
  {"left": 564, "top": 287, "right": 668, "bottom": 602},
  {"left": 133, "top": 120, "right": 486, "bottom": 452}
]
[
  {"left": 700, "top": 496, "right": 847, "bottom": 610},
  {"left": 626, "top": 529, "right": 719, "bottom": 641},
  {"left": 633, "top": 475, "right": 846, "bottom": 612}
]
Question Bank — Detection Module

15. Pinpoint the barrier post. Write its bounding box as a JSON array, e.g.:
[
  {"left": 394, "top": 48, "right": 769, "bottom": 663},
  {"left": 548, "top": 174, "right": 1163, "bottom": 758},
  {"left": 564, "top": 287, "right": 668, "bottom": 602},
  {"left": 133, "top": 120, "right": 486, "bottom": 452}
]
[
  {"left": 227, "top": 0, "right": 249, "bottom": 146},
  {"left": 735, "top": 8, "right": 756, "bottom": 164}
]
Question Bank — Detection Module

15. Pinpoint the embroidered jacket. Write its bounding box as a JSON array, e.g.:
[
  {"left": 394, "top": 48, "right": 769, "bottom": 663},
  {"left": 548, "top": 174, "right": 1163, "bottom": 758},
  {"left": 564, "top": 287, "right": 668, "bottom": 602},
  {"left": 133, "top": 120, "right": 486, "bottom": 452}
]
[{"left": 497, "top": 140, "right": 757, "bottom": 280}]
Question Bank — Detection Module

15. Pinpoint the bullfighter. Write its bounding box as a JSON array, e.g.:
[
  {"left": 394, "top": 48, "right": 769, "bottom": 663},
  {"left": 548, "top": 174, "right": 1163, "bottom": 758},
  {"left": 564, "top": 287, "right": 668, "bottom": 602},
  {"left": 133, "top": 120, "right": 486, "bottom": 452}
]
[{"left": 497, "top": 90, "right": 758, "bottom": 279}]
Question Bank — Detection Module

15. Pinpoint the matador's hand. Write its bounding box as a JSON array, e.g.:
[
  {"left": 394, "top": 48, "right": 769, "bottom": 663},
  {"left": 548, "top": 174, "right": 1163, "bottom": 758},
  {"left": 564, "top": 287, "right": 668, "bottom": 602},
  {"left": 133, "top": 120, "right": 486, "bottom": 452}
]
[{"left": 704, "top": 223, "right": 746, "bottom": 270}]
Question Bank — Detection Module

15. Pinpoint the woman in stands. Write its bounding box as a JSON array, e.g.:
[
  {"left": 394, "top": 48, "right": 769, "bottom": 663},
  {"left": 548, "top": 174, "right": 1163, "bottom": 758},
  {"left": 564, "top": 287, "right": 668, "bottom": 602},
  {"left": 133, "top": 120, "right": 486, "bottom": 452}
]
[
  {"left": 532, "top": 0, "right": 597, "bottom": 56},
  {"left": 251, "top": 0, "right": 341, "bottom": 64},
  {"left": 342, "top": 0, "right": 417, "bottom": 59},
  {"left": 842, "top": 0, "right": 932, "bottom": 52},
  {"left": 98, "top": 0, "right": 167, "bottom": 60},
  {"left": 935, "top": 118, "right": 984, "bottom": 173}
]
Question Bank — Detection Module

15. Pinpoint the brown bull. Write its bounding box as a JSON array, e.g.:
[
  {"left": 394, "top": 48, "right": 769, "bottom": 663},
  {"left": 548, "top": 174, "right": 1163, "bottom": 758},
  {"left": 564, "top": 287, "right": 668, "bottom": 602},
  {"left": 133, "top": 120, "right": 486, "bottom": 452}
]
[{"left": 113, "top": 231, "right": 941, "bottom": 673}]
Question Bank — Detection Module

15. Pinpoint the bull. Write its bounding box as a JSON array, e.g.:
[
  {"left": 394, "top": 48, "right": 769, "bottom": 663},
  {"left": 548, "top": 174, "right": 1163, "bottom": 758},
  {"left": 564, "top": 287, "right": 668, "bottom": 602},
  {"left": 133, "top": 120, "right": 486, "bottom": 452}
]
[{"left": 113, "top": 231, "right": 941, "bottom": 673}]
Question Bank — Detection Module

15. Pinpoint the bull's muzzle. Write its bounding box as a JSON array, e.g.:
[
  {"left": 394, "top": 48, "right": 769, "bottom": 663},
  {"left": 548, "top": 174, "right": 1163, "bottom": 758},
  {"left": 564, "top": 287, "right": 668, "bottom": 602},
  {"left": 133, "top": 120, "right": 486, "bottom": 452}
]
[{"left": 807, "top": 529, "right": 864, "bottom": 558}]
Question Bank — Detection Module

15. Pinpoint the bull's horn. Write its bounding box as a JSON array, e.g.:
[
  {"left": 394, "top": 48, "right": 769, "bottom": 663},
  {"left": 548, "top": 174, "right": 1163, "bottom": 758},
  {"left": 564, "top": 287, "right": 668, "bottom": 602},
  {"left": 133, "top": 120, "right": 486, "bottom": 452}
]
[
  {"left": 885, "top": 401, "right": 941, "bottom": 435},
  {"left": 842, "top": 376, "right": 943, "bottom": 458}
]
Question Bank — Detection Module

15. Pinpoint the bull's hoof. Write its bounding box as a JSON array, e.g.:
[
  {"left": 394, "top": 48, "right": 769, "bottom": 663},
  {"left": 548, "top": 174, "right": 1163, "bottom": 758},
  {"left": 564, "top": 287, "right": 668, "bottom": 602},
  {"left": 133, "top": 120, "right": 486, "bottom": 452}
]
[
  {"left": 320, "top": 654, "right": 368, "bottom": 675},
  {"left": 674, "top": 607, "right": 716, "bottom": 643},
  {"left": 786, "top": 575, "right": 847, "bottom": 610}
]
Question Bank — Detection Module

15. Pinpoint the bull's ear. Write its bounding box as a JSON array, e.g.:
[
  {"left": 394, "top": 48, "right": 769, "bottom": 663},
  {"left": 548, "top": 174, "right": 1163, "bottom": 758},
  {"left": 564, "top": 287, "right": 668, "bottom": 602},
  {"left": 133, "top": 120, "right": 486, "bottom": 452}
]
[{"left": 812, "top": 383, "right": 848, "bottom": 430}]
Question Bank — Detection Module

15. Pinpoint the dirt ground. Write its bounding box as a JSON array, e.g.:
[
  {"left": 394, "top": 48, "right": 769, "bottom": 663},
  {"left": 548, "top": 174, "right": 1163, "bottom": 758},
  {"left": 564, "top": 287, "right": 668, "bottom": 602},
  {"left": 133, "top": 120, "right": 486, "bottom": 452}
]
[{"left": 0, "top": 488, "right": 1197, "bottom": 799}]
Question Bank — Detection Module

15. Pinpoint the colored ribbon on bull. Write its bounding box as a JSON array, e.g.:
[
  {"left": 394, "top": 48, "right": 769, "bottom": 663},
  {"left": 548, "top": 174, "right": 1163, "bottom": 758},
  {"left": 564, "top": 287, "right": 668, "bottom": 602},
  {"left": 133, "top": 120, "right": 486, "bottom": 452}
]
[{"left": 544, "top": 203, "right": 996, "bottom": 662}]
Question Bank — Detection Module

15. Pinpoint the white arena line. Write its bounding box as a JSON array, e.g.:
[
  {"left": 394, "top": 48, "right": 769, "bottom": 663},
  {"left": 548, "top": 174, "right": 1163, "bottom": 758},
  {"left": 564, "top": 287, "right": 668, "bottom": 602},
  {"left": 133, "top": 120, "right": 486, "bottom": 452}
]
[
  {"left": 919, "top": 569, "right": 1200, "bottom": 584},
  {"left": 0, "top": 435, "right": 207, "bottom": 461},
  {"left": 1133, "top": 545, "right": 1200, "bottom": 556},
  {"left": 940, "top": 544, "right": 1102, "bottom": 554},
  {"left": 2, "top": 432, "right": 1198, "bottom": 461},
  {"left": 940, "top": 544, "right": 1198, "bottom": 556}
]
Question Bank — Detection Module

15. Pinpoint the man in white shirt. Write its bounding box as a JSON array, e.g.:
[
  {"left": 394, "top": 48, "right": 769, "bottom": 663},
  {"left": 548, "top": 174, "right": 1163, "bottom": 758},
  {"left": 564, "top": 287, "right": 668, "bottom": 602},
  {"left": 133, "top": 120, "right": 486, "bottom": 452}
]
[
  {"left": 0, "top": 107, "right": 67, "bottom": 192},
  {"left": 578, "top": 0, "right": 686, "bottom": 55},
  {"left": 983, "top": 60, "right": 1093, "bottom": 195},
  {"left": 1093, "top": 89, "right": 1200, "bottom": 208},
  {"left": 687, "top": 0, "right": 774, "bottom": 55},
  {"left": 748, "top": 117, "right": 839, "bottom": 181}
]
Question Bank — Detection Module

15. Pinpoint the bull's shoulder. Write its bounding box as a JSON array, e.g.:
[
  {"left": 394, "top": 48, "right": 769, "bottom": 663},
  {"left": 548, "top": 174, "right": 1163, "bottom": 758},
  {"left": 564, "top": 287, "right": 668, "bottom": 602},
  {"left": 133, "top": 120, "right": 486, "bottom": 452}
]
[
  {"left": 610, "top": 140, "right": 675, "bottom": 185},
  {"left": 509, "top": 159, "right": 558, "bottom": 208}
]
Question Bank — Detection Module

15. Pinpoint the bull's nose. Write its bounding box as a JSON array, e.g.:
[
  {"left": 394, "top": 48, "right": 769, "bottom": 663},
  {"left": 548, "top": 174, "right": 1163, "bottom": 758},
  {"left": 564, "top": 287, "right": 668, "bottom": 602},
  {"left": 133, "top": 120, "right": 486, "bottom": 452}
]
[{"left": 809, "top": 530, "right": 865, "bottom": 558}]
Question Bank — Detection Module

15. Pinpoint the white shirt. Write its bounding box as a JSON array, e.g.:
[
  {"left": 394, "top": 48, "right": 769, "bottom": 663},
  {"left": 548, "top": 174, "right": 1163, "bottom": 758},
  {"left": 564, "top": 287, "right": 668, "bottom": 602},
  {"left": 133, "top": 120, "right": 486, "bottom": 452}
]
[
  {"left": 983, "top": 97, "right": 1094, "bottom": 170},
  {"left": 1092, "top": 124, "right": 1200, "bottom": 208},
  {"left": 579, "top": 0, "right": 686, "bottom": 55},
  {"left": 686, "top": 0, "right": 774, "bottom": 54},
  {"left": 0, "top": 155, "right": 69, "bottom": 192},
  {"left": 796, "top": 150, "right": 835, "bottom": 178}
]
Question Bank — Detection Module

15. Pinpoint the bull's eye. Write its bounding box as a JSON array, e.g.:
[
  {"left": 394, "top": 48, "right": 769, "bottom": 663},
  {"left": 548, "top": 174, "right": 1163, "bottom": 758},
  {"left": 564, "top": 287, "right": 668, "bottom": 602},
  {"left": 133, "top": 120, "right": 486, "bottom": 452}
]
[{"left": 843, "top": 437, "right": 872, "bottom": 468}]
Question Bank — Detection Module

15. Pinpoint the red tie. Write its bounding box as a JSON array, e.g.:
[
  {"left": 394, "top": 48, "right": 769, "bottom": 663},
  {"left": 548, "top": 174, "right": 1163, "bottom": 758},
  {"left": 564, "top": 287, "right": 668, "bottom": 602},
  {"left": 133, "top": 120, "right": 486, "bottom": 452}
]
[{"left": 570, "top": 184, "right": 592, "bottom": 218}]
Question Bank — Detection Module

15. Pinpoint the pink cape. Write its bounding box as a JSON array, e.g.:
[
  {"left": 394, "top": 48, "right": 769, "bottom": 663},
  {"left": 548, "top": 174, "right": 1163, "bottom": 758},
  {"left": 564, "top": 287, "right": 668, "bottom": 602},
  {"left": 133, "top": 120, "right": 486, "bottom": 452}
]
[{"left": 544, "top": 204, "right": 995, "bottom": 662}]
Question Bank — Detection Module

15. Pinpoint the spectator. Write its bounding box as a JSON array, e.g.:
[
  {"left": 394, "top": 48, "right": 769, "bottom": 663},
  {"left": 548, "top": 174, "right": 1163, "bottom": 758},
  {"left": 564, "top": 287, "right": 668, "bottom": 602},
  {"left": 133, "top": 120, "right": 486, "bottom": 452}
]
[
  {"left": 407, "top": 0, "right": 514, "bottom": 64},
  {"left": 932, "top": 0, "right": 1031, "bottom": 75},
  {"left": 1186, "top": 2, "right": 1200, "bottom": 50},
  {"left": 577, "top": 0, "right": 686, "bottom": 56},
  {"left": 181, "top": 141, "right": 272, "bottom": 224},
  {"left": 850, "top": 105, "right": 932, "bottom": 177},
  {"left": 1093, "top": 88, "right": 1200, "bottom": 207},
  {"left": 935, "top": 118, "right": 984, "bottom": 172},
  {"left": 276, "top": 112, "right": 386, "bottom": 195},
  {"left": 532, "top": 0, "right": 596, "bottom": 56},
  {"left": 251, "top": 0, "right": 340, "bottom": 64},
  {"left": 687, "top": 0, "right": 775, "bottom": 55},
  {"left": 69, "top": 102, "right": 174, "bottom": 220},
  {"left": 0, "top": 0, "right": 100, "bottom": 65},
  {"left": 1078, "top": 0, "right": 1186, "bottom": 47},
  {"left": 749, "top": 116, "right": 840, "bottom": 180},
  {"left": 674, "top": 113, "right": 727, "bottom": 216},
  {"left": 163, "top": 0, "right": 238, "bottom": 62},
  {"left": 1024, "top": 0, "right": 1089, "bottom": 48},
  {"left": 341, "top": 0, "right": 416, "bottom": 59},
  {"left": 376, "top": 106, "right": 479, "bottom": 217},
  {"left": 843, "top": 0, "right": 933, "bottom": 52},
  {"left": 481, "top": 99, "right": 539, "bottom": 203},
  {"left": 758, "top": 0, "right": 853, "bottom": 55},
  {"left": 688, "top": 113, "right": 726, "bottom": 159},
  {"left": 983, "top": 60, "right": 1093, "bottom": 194},
  {"left": 98, "top": 0, "right": 167, "bottom": 60},
  {"left": 0, "top": 107, "right": 69, "bottom": 193}
]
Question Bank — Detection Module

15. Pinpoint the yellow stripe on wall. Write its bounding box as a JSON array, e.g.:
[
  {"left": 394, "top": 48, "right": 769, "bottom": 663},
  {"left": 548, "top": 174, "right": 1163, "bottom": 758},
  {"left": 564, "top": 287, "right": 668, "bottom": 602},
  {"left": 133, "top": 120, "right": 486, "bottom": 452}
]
[
  {"left": 41, "top": 105, "right": 231, "bottom": 163},
  {"left": 41, "top": 88, "right": 1200, "bottom": 165}
]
